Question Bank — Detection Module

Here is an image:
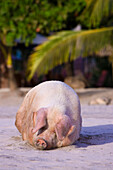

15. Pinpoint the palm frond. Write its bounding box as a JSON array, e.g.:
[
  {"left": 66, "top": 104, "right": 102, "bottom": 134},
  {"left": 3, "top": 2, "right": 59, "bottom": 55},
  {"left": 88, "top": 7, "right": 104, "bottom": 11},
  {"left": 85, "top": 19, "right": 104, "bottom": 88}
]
[
  {"left": 27, "top": 27, "right": 113, "bottom": 80},
  {"left": 79, "top": 0, "right": 113, "bottom": 27}
]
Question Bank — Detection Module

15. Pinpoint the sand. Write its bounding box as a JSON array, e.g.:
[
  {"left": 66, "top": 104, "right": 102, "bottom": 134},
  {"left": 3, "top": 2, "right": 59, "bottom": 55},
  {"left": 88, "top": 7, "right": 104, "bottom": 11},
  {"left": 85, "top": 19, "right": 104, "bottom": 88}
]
[{"left": 0, "top": 88, "right": 113, "bottom": 170}]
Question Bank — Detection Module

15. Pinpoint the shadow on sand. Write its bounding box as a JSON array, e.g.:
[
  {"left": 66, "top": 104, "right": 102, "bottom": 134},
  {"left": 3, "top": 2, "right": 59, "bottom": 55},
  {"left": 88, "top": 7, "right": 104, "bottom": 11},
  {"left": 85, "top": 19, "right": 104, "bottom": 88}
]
[{"left": 75, "top": 124, "right": 113, "bottom": 147}]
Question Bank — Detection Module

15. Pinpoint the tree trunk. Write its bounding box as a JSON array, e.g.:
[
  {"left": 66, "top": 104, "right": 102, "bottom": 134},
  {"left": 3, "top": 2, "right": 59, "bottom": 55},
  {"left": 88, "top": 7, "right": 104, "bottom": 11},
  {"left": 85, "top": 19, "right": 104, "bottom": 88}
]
[
  {"left": 7, "top": 47, "right": 17, "bottom": 90},
  {"left": 112, "top": 61, "right": 113, "bottom": 86},
  {"left": 0, "top": 44, "right": 8, "bottom": 88},
  {"left": 109, "top": 56, "right": 113, "bottom": 86},
  {"left": 65, "top": 62, "right": 73, "bottom": 77}
]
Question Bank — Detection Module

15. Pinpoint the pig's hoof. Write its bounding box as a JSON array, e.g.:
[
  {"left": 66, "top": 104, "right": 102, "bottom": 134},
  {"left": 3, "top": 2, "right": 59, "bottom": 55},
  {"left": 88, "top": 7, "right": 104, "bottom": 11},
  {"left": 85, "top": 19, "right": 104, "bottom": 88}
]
[{"left": 35, "top": 138, "right": 48, "bottom": 150}]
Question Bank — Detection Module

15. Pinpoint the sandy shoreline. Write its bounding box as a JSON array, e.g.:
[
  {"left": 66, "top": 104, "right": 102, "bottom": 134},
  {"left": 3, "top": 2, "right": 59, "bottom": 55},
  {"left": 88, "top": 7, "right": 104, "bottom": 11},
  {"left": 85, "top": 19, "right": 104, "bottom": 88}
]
[{"left": 0, "top": 88, "right": 113, "bottom": 169}]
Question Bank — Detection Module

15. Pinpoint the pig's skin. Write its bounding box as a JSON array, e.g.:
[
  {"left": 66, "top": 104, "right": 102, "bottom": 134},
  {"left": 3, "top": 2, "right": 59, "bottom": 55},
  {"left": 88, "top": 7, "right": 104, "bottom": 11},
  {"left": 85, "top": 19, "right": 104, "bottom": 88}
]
[{"left": 15, "top": 81, "right": 82, "bottom": 149}]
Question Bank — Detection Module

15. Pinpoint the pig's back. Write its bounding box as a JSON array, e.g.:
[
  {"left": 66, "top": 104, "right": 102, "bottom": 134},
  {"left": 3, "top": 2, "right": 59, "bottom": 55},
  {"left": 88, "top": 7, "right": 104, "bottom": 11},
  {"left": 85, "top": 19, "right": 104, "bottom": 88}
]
[{"left": 27, "top": 81, "right": 80, "bottom": 120}]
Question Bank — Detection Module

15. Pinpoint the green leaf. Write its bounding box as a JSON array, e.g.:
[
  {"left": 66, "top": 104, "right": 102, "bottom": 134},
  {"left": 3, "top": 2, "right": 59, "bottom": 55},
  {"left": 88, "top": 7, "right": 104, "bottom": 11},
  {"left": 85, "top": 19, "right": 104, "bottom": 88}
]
[
  {"left": 27, "top": 27, "right": 113, "bottom": 80},
  {"left": 79, "top": 0, "right": 113, "bottom": 28}
]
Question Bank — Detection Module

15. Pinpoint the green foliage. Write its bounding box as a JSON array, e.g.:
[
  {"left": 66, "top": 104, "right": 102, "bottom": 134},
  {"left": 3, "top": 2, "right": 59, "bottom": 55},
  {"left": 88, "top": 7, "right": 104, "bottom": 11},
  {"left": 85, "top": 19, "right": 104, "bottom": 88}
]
[
  {"left": 27, "top": 27, "right": 113, "bottom": 80},
  {"left": 36, "top": 0, "right": 86, "bottom": 34},
  {"left": 79, "top": 0, "right": 113, "bottom": 28},
  {"left": 0, "top": 0, "right": 86, "bottom": 46},
  {"left": 0, "top": 0, "right": 38, "bottom": 46}
]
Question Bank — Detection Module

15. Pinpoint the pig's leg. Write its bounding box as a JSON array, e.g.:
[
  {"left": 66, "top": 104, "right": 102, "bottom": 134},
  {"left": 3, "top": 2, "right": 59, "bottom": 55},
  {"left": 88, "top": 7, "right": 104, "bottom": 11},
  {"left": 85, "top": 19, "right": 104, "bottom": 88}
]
[
  {"left": 15, "top": 93, "right": 30, "bottom": 134},
  {"left": 15, "top": 102, "right": 27, "bottom": 133}
]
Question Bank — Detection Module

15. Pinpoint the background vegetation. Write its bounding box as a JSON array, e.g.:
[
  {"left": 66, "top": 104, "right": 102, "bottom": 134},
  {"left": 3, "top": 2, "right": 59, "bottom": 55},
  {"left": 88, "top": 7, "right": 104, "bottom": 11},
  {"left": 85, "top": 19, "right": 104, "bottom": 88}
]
[{"left": 0, "top": 0, "right": 113, "bottom": 89}]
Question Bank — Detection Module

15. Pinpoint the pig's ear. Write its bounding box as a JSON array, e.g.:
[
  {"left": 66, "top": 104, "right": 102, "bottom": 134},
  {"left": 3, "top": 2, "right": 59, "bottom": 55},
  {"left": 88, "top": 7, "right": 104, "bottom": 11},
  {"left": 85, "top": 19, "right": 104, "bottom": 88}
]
[
  {"left": 55, "top": 115, "right": 74, "bottom": 141},
  {"left": 32, "top": 108, "right": 47, "bottom": 134}
]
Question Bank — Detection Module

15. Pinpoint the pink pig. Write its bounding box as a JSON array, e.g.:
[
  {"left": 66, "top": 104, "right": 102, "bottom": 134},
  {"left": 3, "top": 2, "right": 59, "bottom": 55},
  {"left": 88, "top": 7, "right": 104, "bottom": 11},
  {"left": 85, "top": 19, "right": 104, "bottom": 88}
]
[{"left": 15, "top": 81, "right": 82, "bottom": 149}]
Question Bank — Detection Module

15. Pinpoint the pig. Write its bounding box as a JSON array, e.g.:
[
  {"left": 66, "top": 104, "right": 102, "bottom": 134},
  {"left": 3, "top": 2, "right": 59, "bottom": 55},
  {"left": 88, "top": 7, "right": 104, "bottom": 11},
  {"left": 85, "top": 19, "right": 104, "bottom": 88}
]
[{"left": 15, "top": 81, "right": 82, "bottom": 149}]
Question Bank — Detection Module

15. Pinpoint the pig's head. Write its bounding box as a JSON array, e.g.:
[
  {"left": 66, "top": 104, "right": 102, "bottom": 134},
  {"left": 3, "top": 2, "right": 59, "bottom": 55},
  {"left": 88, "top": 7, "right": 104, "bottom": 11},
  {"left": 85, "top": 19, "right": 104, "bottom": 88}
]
[{"left": 29, "top": 107, "right": 76, "bottom": 150}]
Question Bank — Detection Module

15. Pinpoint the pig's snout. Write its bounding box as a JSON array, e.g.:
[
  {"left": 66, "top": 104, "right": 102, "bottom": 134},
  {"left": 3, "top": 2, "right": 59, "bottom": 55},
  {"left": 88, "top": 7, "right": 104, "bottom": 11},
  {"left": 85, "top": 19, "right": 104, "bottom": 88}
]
[{"left": 35, "top": 138, "right": 48, "bottom": 150}]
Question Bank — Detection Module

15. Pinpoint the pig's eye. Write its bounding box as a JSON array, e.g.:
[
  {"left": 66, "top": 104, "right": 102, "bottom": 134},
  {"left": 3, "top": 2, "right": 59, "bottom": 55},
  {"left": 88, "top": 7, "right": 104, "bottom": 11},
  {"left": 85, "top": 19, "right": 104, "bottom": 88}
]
[{"left": 37, "top": 127, "right": 46, "bottom": 136}]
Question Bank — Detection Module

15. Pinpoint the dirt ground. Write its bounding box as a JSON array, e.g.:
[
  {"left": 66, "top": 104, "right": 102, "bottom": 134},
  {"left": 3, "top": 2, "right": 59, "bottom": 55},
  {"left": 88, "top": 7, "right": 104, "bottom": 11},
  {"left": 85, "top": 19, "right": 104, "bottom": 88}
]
[{"left": 0, "top": 87, "right": 113, "bottom": 170}]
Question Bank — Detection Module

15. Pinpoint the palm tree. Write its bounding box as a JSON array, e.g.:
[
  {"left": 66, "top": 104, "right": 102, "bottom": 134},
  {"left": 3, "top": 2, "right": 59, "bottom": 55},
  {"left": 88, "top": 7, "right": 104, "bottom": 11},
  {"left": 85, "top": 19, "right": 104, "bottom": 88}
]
[
  {"left": 27, "top": 0, "right": 113, "bottom": 81},
  {"left": 79, "top": 0, "right": 113, "bottom": 28}
]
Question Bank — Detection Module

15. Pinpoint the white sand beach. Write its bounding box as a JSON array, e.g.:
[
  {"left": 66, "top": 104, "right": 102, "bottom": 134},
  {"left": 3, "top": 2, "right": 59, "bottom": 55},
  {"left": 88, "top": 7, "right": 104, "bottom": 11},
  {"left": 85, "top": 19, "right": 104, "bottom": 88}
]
[{"left": 0, "top": 88, "right": 113, "bottom": 170}]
